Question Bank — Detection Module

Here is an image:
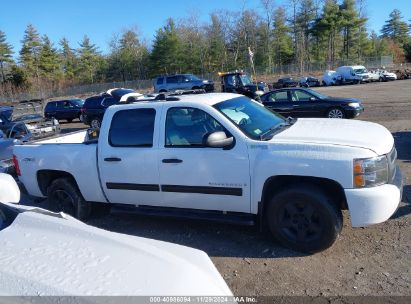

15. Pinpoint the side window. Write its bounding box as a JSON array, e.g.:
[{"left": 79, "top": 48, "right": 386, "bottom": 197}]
[
  {"left": 165, "top": 107, "right": 225, "bottom": 147},
  {"left": 166, "top": 76, "right": 178, "bottom": 84},
  {"left": 55, "top": 101, "right": 63, "bottom": 109},
  {"left": 156, "top": 77, "right": 164, "bottom": 85},
  {"left": 63, "top": 101, "right": 72, "bottom": 108},
  {"left": 109, "top": 108, "right": 156, "bottom": 147},
  {"left": 181, "top": 75, "right": 190, "bottom": 82},
  {"left": 268, "top": 91, "right": 288, "bottom": 102},
  {"left": 293, "top": 90, "right": 313, "bottom": 102}
]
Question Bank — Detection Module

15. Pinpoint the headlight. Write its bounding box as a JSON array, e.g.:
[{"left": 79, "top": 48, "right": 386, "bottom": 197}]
[
  {"left": 348, "top": 102, "right": 360, "bottom": 108},
  {"left": 353, "top": 155, "right": 388, "bottom": 188}
]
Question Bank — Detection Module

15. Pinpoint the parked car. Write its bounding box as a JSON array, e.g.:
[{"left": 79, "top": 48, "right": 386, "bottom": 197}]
[
  {"left": 0, "top": 107, "right": 32, "bottom": 174},
  {"left": 260, "top": 88, "right": 364, "bottom": 119},
  {"left": 5, "top": 100, "right": 60, "bottom": 139},
  {"left": 81, "top": 88, "right": 137, "bottom": 128},
  {"left": 44, "top": 99, "right": 84, "bottom": 123},
  {"left": 336, "top": 65, "right": 370, "bottom": 84},
  {"left": 299, "top": 76, "right": 321, "bottom": 87},
  {"left": 154, "top": 74, "right": 214, "bottom": 93},
  {"left": 15, "top": 92, "right": 402, "bottom": 253},
  {"left": 0, "top": 173, "right": 232, "bottom": 296},
  {"left": 322, "top": 70, "right": 342, "bottom": 86},
  {"left": 378, "top": 70, "right": 397, "bottom": 81},
  {"left": 219, "top": 71, "right": 268, "bottom": 99},
  {"left": 273, "top": 77, "right": 299, "bottom": 89}
]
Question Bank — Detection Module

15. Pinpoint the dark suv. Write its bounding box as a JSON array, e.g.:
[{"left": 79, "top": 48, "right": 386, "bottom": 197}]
[
  {"left": 44, "top": 99, "right": 84, "bottom": 123},
  {"left": 154, "top": 74, "right": 214, "bottom": 93},
  {"left": 81, "top": 88, "right": 135, "bottom": 128}
]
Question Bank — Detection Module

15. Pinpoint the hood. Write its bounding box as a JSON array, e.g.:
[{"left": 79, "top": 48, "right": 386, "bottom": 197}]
[
  {"left": 0, "top": 204, "right": 232, "bottom": 296},
  {"left": 272, "top": 118, "right": 394, "bottom": 155}
]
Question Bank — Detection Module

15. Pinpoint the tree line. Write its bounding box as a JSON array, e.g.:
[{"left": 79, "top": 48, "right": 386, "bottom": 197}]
[{"left": 0, "top": 0, "right": 410, "bottom": 93}]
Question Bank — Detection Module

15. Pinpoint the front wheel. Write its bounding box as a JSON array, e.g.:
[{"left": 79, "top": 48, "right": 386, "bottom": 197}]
[
  {"left": 47, "top": 177, "right": 91, "bottom": 220},
  {"left": 266, "top": 184, "right": 342, "bottom": 253},
  {"left": 327, "top": 107, "right": 345, "bottom": 119}
]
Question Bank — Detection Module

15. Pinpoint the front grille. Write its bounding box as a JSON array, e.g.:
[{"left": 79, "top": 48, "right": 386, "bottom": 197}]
[{"left": 387, "top": 146, "right": 397, "bottom": 183}]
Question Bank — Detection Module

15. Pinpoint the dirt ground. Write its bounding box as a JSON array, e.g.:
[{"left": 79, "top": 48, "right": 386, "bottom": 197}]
[{"left": 22, "top": 80, "right": 411, "bottom": 297}]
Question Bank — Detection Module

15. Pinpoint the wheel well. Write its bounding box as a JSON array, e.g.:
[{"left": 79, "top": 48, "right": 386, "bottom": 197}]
[
  {"left": 159, "top": 89, "right": 167, "bottom": 93},
  {"left": 192, "top": 86, "right": 200, "bottom": 90},
  {"left": 37, "top": 170, "right": 78, "bottom": 196},
  {"left": 260, "top": 175, "right": 347, "bottom": 218}
]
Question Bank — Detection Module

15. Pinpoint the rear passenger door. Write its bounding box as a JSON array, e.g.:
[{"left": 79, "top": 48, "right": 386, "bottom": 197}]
[
  {"left": 262, "top": 90, "right": 293, "bottom": 116},
  {"left": 98, "top": 107, "right": 162, "bottom": 205}
]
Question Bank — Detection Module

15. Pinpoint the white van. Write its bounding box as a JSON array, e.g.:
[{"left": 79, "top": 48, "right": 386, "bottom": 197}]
[{"left": 336, "top": 65, "right": 370, "bottom": 84}]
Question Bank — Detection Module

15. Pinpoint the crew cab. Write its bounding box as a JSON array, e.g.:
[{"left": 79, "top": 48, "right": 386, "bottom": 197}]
[{"left": 14, "top": 93, "right": 403, "bottom": 253}]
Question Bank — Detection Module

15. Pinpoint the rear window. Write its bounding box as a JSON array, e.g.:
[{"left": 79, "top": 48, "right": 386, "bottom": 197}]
[
  {"left": 45, "top": 102, "right": 56, "bottom": 109},
  {"left": 84, "top": 97, "right": 102, "bottom": 108},
  {"left": 102, "top": 97, "right": 117, "bottom": 107},
  {"left": 109, "top": 108, "right": 156, "bottom": 147}
]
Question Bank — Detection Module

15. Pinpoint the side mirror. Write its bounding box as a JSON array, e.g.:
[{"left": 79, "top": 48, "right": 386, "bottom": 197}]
[
  {"left": 309, "top": 97, "right": 316, "bottom": 101},
  {"left": 205, "top": 131, "right": 234, "bottom": 148},
  {"left": 0, "top": 173, "right": 20, "bottom": 203}
]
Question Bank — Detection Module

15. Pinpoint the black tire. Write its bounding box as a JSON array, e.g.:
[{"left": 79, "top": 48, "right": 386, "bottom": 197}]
[
  {"left": 90, "top": 118, "right": 101, "bottom": 129},
  {"left": 326, "top": 107, "right": 345, "bottom": 119},
  {"left": 266, "top": 184, "right": 342, "bottom": 253},
  {"left": 47, "top": 177, "right": 91, "bottom": 220},
  {"left": 192, "top": 86, "right": 200, "bottom": 90}
]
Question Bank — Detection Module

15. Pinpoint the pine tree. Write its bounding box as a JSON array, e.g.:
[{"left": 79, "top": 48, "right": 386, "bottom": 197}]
[
  {"left": 77, "top": 35, "right": 100, "bottom": 83},
  {"left": 19, "top": 24, "right": 42, "bottom": 80},
  {"left": 339, "top": 0, "right": 367, "bottom": 59},
  {"left": 272, "top": 7, "right": 294, "bottom": 67},
  {"left": 381, "top": 9, "right": 410, "bottom": 45},
  {"left": 312, "top": 0, "right": 342, "bottom": 66},
  {"left": 59, "top": 37, "right": 77, "bottom": 80},
  {"left": 0, "top": 30, "right": 14, "bottom": 82},
  {"left": 150, "top": 18, "right": 181, "bottom": 76},
  {"left": 38, "top": 35, "right": 61, "bottom": 81},
  {"left": 206, "top": 14, "right": 227, "bottom": 71}
]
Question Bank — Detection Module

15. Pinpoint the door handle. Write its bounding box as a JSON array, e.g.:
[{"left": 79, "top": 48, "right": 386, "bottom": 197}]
[
  {"left": 104, "top": 157, "right": 122, "bottom": 162},
  {"left": 162, "top": 158, "right": 183, "bottom": 163}
]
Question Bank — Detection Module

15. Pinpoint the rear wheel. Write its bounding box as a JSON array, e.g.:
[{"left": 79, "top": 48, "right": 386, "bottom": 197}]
[
  {"left": 327, "top": 107, "right": 345, "bottom": 119},
  {"left": 90, "top": 118, "right": 101, "bottom": 128},
  {"left": 266, "top": 184, "right": 342, "bottom": 253},
  {"left": 47, "top": 177, "right": 91, "bottom": 220}
]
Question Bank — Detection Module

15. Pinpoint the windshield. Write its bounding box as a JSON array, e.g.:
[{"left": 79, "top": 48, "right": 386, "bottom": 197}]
[
  {"left": 354, "top": 68, "right": 368, "bottom": 74},
  {"left": 305, "top": 89, "right": 328, "bottom": 99},
  {"left": 239, "top": 75, "right": 253, "bottom": 86},
  {"left": 214, "top": 96, "right": 286, "bottom": 140}
]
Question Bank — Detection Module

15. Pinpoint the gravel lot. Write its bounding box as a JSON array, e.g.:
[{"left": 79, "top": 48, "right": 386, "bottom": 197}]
[{"left": 22, "top": 80, "right": 411, "bottom": 297}]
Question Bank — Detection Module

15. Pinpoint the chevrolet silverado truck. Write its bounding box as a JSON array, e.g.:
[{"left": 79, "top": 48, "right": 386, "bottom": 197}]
[{"left": 13, "top": 93, "right": 403, "bottom": 253}]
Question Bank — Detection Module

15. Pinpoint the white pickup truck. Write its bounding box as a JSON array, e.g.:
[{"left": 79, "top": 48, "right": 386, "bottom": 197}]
[{"left": 13, "top": 93, "right": 403, "bottom": 253}]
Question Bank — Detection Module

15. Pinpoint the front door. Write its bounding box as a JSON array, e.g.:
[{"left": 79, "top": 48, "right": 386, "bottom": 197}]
[
  {"left": 98, "top": 107, "right": 162, "bottom": 205},
  {"left": 158, "top": 106, "right": 251, "bottom": 213}
]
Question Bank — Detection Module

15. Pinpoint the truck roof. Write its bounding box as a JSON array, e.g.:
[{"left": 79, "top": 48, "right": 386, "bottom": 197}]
[{"left": 113, "top": 93, "right": 245, "bottom": 108}]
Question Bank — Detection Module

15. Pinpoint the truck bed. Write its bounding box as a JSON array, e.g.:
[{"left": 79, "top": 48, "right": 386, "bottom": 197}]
[
  {"left": 34, "top": 130, "right": 88, "bottom": 144},
  {"left": 13, "top": 131, "right": 106, "bottom": 203}
]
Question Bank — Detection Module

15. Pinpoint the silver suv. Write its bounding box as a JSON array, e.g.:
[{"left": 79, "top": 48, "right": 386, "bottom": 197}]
[{"left": 154, "top": 74, "right": 214, "bottom": 93}]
